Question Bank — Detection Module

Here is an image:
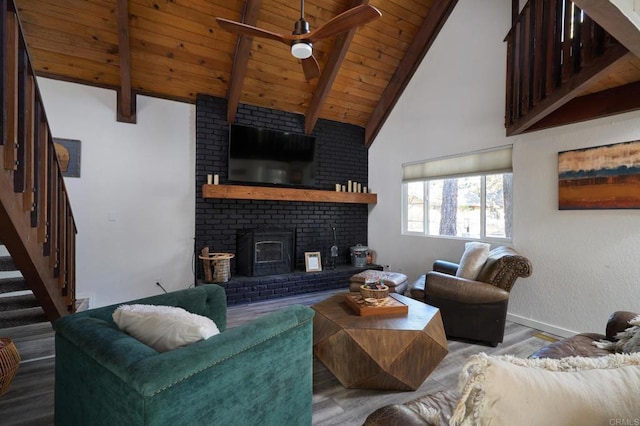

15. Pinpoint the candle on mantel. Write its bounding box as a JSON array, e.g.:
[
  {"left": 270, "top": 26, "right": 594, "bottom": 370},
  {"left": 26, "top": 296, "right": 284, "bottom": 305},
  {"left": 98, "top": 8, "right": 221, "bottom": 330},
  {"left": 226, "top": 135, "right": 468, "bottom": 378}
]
[
  {"left": 335, "top": 183, "right": 341, "bottom": 192},
  {"left": 207, "top": 174, "right": 213, "bottom": 185},
  {"left": 348, "top": 180, "right": 352, "bottom": 192},
  {"left": 214, "top": 174, "right": 219, "bottom": 185},
  {"left": 363, "top": 186, "right": 368, "bottom": 193}
]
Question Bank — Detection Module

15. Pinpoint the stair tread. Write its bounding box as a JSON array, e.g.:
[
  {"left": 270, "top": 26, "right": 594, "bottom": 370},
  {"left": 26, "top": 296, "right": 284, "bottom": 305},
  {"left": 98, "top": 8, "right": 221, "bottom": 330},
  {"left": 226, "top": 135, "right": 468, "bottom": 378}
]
[
  {"left": 0, "top": 256, "right": 17, "bottom": 272},
  {"left": 0, "top": 294, "right": 39, "bottom": 311},
  {"left": 0, "top": 306, "right": 48, "bottom": 327},
  {"left": 0, "top": 277, "right": 28, "bottom": 293}
]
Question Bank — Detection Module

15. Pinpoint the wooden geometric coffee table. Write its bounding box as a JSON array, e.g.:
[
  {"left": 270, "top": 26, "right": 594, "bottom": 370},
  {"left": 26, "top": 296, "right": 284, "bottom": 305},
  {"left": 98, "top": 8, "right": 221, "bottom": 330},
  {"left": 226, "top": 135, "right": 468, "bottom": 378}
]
[{"left": 312, "top": 292, "right": 448, "bottom": 390}]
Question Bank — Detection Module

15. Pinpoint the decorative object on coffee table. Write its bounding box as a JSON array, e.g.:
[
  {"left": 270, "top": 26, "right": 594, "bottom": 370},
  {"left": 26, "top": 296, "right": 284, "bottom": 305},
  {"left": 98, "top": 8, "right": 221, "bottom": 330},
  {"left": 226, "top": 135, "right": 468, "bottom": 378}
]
[
  {"left": 345, "top": 293, "right": 408, "bottom": 316},
  {"left": 312, "top": 292, "right": 447, "bottom": 390},
  {"left": 0, "top": 337, "right": 21, "bottom": 396},
  {"left": 359, "top": 281, "right": 389, "bottom": 299},
  {"left": 350, "top": 269, "right": 408, "bottom": 294}
]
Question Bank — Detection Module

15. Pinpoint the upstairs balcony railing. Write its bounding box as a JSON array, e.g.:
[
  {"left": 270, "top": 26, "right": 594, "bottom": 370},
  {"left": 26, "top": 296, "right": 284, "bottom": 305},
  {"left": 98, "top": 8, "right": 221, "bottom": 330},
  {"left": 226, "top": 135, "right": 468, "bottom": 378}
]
[
  {"left": 505, "top": 0, "right": 625, "bottom": 135},
  {"left": 1, "top": 0, "right": 76, "bottom": 320}
]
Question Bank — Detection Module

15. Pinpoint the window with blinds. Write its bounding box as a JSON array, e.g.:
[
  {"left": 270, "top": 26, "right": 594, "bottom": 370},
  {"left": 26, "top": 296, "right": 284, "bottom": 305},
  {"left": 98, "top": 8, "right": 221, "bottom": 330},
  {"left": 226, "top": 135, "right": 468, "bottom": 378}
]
[{"left": 401, "top": 146, "right": 513, "bottom": 241}]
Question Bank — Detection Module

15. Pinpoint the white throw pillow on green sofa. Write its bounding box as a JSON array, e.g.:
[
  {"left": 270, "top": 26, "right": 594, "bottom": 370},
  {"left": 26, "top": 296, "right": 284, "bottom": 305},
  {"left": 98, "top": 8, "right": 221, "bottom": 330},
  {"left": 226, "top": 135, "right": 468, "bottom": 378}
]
[{"left": 113, "top": 304, "right": 220, "bottom": 352}]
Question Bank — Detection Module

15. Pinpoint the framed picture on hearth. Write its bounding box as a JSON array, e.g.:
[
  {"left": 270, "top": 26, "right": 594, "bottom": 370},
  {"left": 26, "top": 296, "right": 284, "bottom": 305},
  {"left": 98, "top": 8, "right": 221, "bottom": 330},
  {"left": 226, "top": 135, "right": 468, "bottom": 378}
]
[{"left": 305, "top": 252, "right": 322, "bottom": 272}]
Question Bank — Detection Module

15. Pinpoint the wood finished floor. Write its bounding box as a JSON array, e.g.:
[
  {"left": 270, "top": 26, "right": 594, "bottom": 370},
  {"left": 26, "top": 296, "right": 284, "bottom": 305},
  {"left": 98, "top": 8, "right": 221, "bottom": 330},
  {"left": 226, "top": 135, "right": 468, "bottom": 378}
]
[{"left": 0, "top": 289, "right": 558, "bottom": 425}]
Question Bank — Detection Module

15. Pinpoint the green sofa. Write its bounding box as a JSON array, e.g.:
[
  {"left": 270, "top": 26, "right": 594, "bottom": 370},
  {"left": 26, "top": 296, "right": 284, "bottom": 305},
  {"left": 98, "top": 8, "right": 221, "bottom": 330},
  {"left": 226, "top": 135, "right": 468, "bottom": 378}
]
[{"left": 54, "top": 284, "right": 315, "bottom": 425}]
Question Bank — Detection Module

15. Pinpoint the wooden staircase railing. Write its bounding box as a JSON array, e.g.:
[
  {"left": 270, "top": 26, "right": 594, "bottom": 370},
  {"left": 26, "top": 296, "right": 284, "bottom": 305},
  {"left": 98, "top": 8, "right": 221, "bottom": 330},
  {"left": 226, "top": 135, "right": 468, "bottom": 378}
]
[
  {"left": 504, "top": 0, "right": 627, "bottom": 135},
  {"left": 0, "top": 0, "right": 76, "bottom": 322}
]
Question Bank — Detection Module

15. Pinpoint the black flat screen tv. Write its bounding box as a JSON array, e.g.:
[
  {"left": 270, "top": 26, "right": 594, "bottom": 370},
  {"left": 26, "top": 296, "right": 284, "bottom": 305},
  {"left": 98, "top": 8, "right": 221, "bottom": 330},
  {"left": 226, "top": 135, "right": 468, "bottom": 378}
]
[{"left": 228, "top": 124, "right": 316, "bottom": 187}]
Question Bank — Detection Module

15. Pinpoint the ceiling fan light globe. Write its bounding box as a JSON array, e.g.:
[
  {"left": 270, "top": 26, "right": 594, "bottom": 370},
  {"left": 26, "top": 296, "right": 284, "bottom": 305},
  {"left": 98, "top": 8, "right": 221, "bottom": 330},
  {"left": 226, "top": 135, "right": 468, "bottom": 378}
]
[{"left": 291, "top": 42, "right": 313, "bottom": 59}]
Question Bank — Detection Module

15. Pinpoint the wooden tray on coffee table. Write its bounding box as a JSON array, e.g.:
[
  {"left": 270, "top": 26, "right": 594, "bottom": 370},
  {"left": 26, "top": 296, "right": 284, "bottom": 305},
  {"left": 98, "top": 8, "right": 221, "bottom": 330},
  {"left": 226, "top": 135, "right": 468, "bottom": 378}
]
[{"left": 344, "top": 293, "right": 408, "bottom": 316}]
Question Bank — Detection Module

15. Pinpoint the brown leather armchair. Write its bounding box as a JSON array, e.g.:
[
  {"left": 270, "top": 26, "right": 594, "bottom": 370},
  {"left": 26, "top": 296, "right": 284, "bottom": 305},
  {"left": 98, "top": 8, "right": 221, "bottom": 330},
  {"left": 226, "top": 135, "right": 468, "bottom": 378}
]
[{"left": 412, "top": 246, "right": 532, "bottom": 346}]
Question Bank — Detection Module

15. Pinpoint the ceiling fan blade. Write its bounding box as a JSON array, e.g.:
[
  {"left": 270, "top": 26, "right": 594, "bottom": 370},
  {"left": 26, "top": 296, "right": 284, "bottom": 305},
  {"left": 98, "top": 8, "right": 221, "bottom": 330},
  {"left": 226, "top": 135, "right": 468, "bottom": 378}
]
[
  {"left": 301, "top": 55, "right": 320, "bottom": 80},
  {"left": 306, "top": 5, "right": 382, "bottom": 43},
  {"left": 216, "top": 18, "right": 294, "bottom": 44}
]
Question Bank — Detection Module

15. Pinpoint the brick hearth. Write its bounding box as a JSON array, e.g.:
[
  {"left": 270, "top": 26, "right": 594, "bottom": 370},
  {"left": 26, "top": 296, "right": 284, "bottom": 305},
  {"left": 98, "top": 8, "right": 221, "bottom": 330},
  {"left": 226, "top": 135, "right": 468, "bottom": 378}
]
[{"left": 217, "top": 264, "right": 383, "bottom": 305}]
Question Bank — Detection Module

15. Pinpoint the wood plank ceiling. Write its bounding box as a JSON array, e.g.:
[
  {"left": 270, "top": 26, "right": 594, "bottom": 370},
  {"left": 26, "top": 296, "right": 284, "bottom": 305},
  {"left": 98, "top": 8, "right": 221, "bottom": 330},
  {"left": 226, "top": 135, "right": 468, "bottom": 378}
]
[
  {"left": 14, "top": 0, "right": 456, "bottom": 146},
  {"left": 13, "top": 0, "right": 640, "bottom": 145}
]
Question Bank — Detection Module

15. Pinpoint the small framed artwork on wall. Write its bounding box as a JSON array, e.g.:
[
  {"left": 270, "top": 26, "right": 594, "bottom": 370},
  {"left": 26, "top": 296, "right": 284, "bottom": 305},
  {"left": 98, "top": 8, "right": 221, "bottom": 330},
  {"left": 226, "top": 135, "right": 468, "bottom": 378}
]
[
  {"left": 53, "top": 138, "right": 81, "bottom": 178},
  {"left": 305, "top": 252, "right": 322, "bottom": 272}
]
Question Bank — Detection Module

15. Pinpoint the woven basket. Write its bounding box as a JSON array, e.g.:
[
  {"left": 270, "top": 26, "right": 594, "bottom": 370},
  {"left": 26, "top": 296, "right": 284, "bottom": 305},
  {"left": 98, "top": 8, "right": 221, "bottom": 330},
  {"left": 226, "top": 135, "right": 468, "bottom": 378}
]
[
  {"left": 212, "top": 253, "right": 234, "bottom": 283},
  {"left": 199, "top": 251, "right": 235, "bottom": 284},
  {"left": 0, "top": 337, "right": 21, "bottom": 396},
  {"left": 360, "top": 284, "right": 389, "bottom": 299}
]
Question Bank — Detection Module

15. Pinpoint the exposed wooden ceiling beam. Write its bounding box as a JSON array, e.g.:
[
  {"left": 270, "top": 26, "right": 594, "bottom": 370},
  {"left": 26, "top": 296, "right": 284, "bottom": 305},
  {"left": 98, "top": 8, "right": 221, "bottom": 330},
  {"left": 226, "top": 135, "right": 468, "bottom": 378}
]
[
  {"left": 573, "top": 0, "right": 640, "bottom": 59},
  {"left": 506, "top": 47, "right": 630, "bottom": 136},
  {"left": 527, "top": 79, "right": 640, "bottom": 132},
  {"left": 226, "top": 0, "right": 263, "bottom": 124},
  {"left": 115, "top": 0, "right": 135, "bottom": 124},
  {"left": 304, "top": 0, "right": 367, "bottom": 135},
  {"left": 364, "top": 0, "right": 458, "bottom": 148}
]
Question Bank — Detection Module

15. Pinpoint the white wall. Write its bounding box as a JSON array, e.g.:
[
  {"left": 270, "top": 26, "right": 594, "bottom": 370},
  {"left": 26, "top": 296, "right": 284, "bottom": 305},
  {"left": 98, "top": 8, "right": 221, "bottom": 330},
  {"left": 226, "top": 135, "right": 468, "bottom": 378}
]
[
  {"left": 369, "top": 0, "right": 640, "bottom": 336},
  {"left": 38, "top": 78, "right": 195, "bottom": 308}
]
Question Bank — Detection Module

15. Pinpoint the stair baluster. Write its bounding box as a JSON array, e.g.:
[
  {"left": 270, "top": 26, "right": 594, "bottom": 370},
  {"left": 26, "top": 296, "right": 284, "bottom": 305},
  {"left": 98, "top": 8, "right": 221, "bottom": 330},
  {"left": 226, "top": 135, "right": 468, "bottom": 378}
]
[
  {"left": 504, "top": 0, "right": 624, "bottom": 135},
  {"left": 0, "top": 0, "right": 77, "bottom": 323}
]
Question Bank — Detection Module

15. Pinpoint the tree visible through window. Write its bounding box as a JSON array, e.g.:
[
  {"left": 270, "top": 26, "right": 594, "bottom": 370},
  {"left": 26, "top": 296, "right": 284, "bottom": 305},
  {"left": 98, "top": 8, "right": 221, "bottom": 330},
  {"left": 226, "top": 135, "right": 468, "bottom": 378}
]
[{"left": 439, "top": 179, "right": 457, "bottom": 236}]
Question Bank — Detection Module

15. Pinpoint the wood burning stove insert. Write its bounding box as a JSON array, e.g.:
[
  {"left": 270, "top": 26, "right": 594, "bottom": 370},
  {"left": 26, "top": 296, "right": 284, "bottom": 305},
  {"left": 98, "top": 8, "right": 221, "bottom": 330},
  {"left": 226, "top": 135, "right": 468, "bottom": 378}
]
[{"left": 236, "top": 228, "right": 295, "bottom": 277}]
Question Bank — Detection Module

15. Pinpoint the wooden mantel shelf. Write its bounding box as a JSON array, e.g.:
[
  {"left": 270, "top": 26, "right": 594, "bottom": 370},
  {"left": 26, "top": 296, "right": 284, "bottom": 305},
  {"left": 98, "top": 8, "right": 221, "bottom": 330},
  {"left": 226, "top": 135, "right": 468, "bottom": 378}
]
[{"left": 202, "top": 184, "right": 377, "bottom": 204}]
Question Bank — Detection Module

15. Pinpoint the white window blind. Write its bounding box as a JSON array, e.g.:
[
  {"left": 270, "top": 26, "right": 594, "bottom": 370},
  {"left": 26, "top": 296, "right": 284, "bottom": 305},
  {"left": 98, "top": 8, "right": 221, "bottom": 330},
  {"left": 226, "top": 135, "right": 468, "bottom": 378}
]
[{"left": 402, "top": 146, "right": 513, "bottom": 181}]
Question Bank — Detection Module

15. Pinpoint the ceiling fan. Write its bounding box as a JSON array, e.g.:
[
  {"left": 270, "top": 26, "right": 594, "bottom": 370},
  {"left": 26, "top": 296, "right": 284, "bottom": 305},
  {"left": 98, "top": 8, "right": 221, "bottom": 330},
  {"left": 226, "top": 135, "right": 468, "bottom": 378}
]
[{"left": 216, "top": 1, "right": 382, "bottom": 81}]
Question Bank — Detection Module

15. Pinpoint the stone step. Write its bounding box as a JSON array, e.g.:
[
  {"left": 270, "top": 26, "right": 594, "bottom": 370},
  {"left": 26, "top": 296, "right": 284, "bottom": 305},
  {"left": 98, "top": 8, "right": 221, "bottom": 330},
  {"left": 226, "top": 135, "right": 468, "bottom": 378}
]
[
  {"left": 0, "top": 276, "right": 28, "bottom": 294},
  {"left": 0, "top": 255, "right": 17, "bottom": 272}
]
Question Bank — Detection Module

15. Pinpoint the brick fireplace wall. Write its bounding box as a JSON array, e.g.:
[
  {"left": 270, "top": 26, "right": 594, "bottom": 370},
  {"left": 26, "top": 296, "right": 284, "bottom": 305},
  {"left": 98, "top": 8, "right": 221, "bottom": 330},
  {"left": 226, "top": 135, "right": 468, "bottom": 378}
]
[{"left": 195, "top": 95, "right": 371, "bottom": 287}]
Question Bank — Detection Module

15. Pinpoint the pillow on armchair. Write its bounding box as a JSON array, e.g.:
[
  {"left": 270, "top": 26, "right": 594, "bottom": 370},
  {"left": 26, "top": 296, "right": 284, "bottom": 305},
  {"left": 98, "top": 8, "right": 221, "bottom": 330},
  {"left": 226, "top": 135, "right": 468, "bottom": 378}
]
[
  {"left": 113, "top": 304, "right": 220, "bottom": 352},
  {"left": 455, "top": 242, "right": 490, "bottom": 280}
]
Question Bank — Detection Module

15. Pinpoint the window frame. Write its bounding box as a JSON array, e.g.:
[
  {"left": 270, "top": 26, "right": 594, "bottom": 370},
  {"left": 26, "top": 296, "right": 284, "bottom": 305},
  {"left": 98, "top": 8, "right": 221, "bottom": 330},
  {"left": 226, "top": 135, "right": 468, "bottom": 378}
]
[{"left": 401, "top": 172, "right": 513, "bottom": 244}]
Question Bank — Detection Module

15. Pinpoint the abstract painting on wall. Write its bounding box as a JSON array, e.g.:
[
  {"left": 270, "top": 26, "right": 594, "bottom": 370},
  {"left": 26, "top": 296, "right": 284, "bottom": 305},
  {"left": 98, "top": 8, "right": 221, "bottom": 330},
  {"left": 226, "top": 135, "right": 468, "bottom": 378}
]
[{"left": 558, "top": 140, "right": 640, "bottom": 210}]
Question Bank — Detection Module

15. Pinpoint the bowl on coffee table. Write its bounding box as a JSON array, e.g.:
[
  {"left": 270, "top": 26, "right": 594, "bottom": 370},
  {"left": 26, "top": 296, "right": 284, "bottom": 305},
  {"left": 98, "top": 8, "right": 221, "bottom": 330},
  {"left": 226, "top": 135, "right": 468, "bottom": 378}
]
[{"left": 360, "top": 283, "right": 389, "bottom": 300}]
